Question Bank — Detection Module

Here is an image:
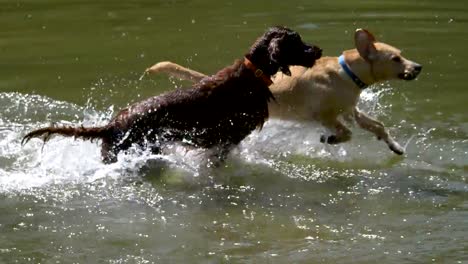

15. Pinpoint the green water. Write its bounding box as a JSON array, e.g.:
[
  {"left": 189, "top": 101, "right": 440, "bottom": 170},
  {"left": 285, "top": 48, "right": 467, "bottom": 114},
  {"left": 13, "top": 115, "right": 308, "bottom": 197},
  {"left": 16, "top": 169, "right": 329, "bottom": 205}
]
[{"left": 1, "top": 0, "right": 467, "bottom": 263}]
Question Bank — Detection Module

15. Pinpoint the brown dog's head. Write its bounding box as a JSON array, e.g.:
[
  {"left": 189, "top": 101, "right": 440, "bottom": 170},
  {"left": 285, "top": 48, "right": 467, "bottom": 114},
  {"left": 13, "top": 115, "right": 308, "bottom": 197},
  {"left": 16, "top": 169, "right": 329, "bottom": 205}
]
[
  {"left": 247, "top": 26, "right": 322, "bottom": 76},
  {"left": 354, "top": 29, "right": 422, "bottom": 81}
]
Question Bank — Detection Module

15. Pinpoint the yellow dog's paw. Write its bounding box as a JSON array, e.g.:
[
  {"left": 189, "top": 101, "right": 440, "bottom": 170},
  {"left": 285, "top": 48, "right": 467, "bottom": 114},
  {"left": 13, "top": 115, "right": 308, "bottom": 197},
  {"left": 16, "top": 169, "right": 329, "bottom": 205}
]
[{"left": 388, "top": 142, "right": 404, "bottom": 155}]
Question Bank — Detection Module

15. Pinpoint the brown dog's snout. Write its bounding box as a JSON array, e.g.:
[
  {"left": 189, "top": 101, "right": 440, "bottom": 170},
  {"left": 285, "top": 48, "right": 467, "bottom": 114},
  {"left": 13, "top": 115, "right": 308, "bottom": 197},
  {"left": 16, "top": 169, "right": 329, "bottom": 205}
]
[
  {"left": 301, "top": 45, "right": 322, "bottom": 67},
  {"left": 312, "top": 46, "right": 322, "bottom": 59},
  {"left": 304, "top": 45, "right": 322, "bottom": 58}
]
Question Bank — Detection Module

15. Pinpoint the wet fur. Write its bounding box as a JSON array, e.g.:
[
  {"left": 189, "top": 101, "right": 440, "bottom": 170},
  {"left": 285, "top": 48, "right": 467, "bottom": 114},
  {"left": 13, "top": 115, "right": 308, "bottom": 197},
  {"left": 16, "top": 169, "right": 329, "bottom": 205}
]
[
  {"left": 22, "top": 26, "right": 322, "bottom": 164},
  {"left": 144, "top": 29, "right": 422, "bottom": 155}
]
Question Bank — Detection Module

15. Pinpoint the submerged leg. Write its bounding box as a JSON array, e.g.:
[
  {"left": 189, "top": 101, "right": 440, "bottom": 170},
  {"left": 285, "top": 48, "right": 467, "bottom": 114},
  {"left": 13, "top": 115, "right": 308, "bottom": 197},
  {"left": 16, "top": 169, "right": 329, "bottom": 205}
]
[
  {"left": 207, "top": 144, "right": 235, "bottom": 168},
  {"left": 101, "top": 138, "right": 118, "bottom": 164}
]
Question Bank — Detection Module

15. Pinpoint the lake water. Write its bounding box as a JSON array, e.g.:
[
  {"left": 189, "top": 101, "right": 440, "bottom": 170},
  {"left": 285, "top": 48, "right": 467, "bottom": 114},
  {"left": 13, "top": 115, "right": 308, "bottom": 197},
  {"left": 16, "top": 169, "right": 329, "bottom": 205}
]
[{"left": 1, "top": 0, "right": 467, "bottom": 263}]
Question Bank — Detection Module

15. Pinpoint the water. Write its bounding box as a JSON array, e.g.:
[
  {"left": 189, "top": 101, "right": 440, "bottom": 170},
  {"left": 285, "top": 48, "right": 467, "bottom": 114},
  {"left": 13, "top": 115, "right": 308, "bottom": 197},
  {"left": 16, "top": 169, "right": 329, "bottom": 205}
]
[{"left": 1, "top": 0, "right": 467, "bottom": 263}]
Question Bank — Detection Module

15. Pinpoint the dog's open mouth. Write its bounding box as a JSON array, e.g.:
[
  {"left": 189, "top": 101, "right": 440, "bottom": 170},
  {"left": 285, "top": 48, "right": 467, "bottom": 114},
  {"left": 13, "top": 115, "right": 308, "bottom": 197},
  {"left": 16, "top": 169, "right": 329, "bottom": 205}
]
[
  {"left": 399, "top": 71, "right": 419, "bottom": 81},
  {"left": 399, "top": 65, "right": 422, "bottom": 81}
]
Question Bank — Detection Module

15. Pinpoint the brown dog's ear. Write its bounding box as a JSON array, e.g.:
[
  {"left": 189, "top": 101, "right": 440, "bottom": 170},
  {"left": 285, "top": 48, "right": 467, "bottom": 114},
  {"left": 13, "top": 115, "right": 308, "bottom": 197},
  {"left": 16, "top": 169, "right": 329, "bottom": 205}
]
[
  {"left": 268, "top": 37, "right": 291, "bottom": 75},
  {"left": 268, "top": 37, "right": 281, "bottom": 64},
  {"left": 355, "top": 29, "right": 378, "bottom": 62}
]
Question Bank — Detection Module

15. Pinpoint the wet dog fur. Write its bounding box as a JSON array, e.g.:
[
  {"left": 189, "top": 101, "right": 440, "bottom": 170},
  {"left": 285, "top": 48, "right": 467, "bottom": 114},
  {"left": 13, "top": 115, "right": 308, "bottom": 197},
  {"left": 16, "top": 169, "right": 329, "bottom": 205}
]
[
  {"left": 144, "top": 29, "right": 422, "bottom": 155},
  {"left": 22, "top": 26, "right": 322, "bottom": 164}
]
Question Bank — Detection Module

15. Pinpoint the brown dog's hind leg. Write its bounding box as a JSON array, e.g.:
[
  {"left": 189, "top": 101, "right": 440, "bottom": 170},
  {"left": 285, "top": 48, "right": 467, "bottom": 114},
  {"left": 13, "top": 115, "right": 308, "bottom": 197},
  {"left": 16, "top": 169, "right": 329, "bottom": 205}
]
[
  {"left": 353, "top": 108, "right": 404, "bottom": 155},
  {"left": 205, "top": 144, "right": 235, "bottom": 168},
  {"left": 101, "top": 138, "right": 118, "bottom": 164}
]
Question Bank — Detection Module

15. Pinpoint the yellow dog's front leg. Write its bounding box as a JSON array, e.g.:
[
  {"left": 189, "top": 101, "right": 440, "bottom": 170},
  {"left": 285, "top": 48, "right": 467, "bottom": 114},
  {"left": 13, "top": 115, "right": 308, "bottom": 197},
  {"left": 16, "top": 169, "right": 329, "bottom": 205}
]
[{"left": 354, "top": 108, "right": 404, "bottom": 155}]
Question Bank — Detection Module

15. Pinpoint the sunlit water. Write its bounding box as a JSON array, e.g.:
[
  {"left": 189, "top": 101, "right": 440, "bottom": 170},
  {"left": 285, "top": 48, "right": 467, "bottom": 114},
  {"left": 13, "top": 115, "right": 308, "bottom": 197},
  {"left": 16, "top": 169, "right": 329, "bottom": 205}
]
[
  {"left": 1, "top": 0, "right": 467, "bottom": 263},
  {"left": 0, "top": 86, "right": 398, "bottom": 191},
  {"left": 1, "top": 84, "right": 466, "bottom": 263}
]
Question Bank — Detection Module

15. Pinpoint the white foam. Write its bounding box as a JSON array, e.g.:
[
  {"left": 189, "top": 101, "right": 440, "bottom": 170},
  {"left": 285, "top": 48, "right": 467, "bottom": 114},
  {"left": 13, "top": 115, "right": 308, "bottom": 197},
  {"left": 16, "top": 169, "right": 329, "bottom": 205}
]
[{"left": 0, "top": 86, "right": 390, "bottom": 192}]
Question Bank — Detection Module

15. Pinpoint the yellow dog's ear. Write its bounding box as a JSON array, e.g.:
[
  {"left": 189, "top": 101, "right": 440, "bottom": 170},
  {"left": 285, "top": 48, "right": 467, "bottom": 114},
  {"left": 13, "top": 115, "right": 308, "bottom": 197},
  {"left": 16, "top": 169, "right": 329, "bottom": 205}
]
[{"left": 355, "top": 28, "right": 378, "bottom": 62}]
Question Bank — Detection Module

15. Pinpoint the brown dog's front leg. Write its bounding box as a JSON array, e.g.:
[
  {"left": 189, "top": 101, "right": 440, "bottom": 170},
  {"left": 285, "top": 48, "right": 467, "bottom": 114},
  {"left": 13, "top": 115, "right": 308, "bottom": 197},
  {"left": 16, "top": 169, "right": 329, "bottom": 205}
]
[
  {"left": 320, "top": 119, "right": 352, "bottom": 144},
  {"left": 353, "top": 108, "right": 404, "bottom": 155},
  {"left": 145, "top": 61, "right": 207, "bottom": 82}
]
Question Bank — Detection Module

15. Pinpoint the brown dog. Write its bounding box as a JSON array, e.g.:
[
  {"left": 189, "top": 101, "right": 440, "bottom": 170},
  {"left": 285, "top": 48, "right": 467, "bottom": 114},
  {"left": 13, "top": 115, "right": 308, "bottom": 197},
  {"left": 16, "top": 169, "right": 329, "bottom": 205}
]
[
  {"left": 22, "top": 26, "right": 322, "bottom": 164},
  {"left": 145, "top": 29, "right": 422, "bottom": 155}
]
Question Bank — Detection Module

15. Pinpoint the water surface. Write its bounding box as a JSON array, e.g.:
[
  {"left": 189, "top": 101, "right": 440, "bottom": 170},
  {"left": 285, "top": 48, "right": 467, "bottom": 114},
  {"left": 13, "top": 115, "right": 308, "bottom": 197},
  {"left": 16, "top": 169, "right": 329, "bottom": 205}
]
[{"left": 1, "top": 0, "right": 467, "bottom": 263}]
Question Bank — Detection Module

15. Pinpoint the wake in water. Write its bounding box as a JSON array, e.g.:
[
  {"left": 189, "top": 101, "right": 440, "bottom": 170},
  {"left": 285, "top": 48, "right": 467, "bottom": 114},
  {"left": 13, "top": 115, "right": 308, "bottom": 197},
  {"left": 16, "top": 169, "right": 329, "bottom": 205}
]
[{"left": 0, "top": 85, "right": 400, "bottom": 192}]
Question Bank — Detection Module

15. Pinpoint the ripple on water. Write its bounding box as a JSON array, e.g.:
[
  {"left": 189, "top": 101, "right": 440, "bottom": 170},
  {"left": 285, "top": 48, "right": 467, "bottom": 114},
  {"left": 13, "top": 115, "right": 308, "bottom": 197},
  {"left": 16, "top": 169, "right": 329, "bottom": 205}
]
[{"left": 0, "top": 87, "right": 466, "bottom": 262}]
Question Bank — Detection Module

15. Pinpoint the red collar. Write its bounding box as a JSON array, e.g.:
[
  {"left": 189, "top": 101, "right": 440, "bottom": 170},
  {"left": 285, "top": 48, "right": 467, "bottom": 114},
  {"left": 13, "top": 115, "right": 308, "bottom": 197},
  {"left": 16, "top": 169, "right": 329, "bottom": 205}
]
[{"left": 243, "top": 57, "right": 273, "bottom": 86}]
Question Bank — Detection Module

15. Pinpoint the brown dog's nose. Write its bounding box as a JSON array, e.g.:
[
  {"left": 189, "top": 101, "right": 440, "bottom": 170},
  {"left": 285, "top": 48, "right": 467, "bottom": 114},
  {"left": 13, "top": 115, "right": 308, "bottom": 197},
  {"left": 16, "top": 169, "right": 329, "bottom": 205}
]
[
  {"left": 414, "top": 64, "right": 422, "bottom": 72},
  {"left": 314, "top": 46, "right": 323, "bottom": 59}
]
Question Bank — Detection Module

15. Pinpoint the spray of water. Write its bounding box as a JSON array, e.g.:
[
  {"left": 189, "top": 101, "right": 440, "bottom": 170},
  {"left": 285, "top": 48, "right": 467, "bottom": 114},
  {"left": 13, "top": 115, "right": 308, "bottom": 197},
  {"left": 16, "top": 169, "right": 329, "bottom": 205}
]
[{"left": 0, "top": 84, "right": 399, "bottom": 192}]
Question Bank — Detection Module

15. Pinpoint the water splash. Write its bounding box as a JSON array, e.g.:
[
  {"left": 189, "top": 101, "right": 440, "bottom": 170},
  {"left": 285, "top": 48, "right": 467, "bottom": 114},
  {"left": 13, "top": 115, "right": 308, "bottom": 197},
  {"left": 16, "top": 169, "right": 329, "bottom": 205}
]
[{"left": 0, "top": 86, "right": 393, "bottom": 193}]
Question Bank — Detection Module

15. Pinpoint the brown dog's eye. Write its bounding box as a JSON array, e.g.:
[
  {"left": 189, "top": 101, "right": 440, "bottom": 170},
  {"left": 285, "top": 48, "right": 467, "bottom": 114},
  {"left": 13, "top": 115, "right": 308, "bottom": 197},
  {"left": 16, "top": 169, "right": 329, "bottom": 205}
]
[{"left": 391, "top": 56, "right": 402, "bottom": 63}]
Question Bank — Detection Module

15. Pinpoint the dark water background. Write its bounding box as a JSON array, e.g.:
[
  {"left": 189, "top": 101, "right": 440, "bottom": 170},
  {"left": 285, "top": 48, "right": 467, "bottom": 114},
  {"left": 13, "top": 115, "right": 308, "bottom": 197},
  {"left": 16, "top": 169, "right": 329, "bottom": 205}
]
[{"left": 1, "top": 0, "right": 467, "bottom": 263}]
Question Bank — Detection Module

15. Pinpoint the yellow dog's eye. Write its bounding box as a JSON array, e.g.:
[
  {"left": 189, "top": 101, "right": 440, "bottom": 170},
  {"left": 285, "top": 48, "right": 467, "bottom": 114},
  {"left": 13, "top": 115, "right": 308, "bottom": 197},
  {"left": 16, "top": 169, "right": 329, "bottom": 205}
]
[{"left": 391, "top": 56, "right": 402, "bottom": 63}]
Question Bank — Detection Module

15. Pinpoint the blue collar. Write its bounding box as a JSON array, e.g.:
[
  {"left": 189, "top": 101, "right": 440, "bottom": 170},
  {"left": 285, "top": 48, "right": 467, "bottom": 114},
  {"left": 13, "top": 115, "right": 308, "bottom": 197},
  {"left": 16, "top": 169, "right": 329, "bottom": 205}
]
[{"left": 338, "top": 55, "right": 367, "bottom": 89}]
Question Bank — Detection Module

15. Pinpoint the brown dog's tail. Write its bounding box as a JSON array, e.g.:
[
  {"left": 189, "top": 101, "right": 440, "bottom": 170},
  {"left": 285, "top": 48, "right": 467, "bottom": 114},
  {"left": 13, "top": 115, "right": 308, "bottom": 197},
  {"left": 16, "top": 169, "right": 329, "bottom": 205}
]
[{"left": 21, "top": 125, "right": 111, "bottom": 146}]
